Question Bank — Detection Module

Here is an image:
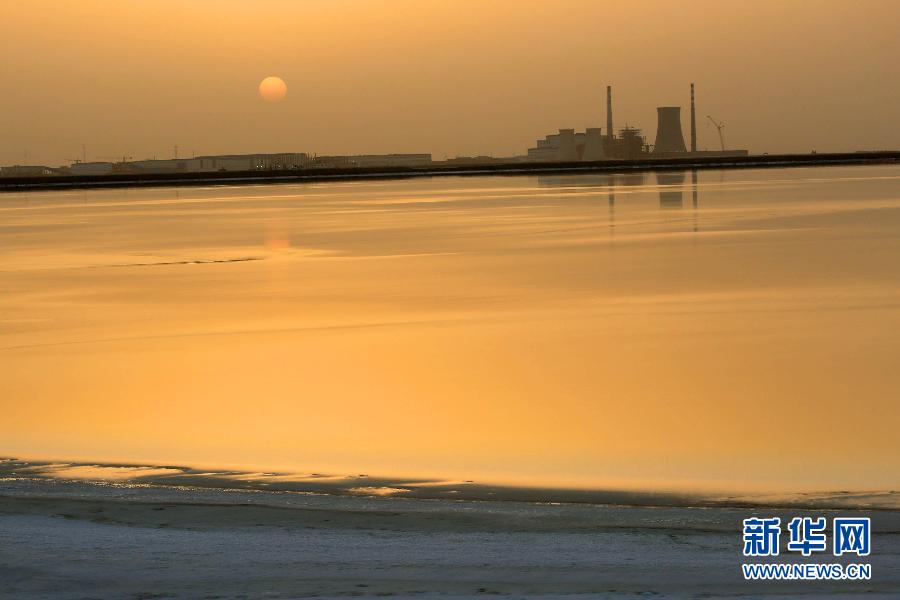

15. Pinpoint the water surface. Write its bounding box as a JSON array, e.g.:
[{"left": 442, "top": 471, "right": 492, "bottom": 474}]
[{"left": 2, "top": 166, "right": 899, "bottom": 493}]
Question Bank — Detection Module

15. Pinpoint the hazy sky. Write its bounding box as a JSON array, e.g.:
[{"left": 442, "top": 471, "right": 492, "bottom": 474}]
[{"left": 3, "top": 0, "right": 899, "bottom": 166}]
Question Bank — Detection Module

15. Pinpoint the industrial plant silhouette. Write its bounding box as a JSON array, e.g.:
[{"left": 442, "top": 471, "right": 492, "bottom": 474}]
[{"left": 525, "top": 83, "right": 746, "bottom": 162}]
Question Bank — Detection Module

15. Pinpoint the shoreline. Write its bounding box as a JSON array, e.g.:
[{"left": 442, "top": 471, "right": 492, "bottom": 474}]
[
  {"left": 1, "top": 151, "right": 898, "bottom": 193},
  {"left": 2, "top": 458, "right": 897, "bottom": 511},
  {"left": 3, "top": 478, "right": 898, "bottom": 598}
]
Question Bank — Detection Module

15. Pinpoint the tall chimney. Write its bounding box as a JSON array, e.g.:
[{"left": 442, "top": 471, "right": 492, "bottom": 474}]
[
  {"left": 606, "top": 86, "right": 613, "bottom": 140},
  {"left": 690, "top": 83, "right": 697, "bottom": 153}
]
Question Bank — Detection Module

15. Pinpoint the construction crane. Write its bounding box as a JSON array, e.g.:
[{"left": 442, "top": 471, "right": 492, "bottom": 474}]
[{"left": 706, "top": 116, "right": 726, "bottom": 151}]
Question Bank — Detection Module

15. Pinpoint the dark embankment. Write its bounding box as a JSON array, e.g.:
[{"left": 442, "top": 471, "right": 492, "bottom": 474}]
[{"left": 1, "top": 151, "right": 898, "bottom": 192}]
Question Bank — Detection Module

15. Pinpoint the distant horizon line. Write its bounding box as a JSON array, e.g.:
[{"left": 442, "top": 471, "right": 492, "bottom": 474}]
[{"left": 2, "top": 150, "right": 898, "bottom": 193}]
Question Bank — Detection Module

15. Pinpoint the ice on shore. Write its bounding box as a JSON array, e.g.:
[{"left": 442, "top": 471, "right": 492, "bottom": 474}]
[{"left": 1, "top": 470, "right": 899, "bottom": 598}]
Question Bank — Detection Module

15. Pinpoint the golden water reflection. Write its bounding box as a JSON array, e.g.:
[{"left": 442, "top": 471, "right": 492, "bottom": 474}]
[{"left": 2, "top": 166, "right": 900, "bottom": 493}]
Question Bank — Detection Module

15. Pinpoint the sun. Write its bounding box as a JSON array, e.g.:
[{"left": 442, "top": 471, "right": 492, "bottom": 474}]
[{"left": 258, "top": 76, "right": 287, "bottom": 103}]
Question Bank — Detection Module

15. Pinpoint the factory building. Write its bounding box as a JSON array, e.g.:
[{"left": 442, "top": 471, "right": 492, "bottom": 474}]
[
  {"left": 582, "top": 128, "right": 605, "bottom": 160},
  {"left": 527, "top": 128, "right": 608, "bottom": 162},
  {"left": 526, "top": 126, "right": 647, "bottom": 162}
]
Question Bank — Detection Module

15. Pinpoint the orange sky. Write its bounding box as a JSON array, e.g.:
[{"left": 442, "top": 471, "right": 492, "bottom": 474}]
[{"left": 2, "top": 0, "right": 899, "bottom": 166}]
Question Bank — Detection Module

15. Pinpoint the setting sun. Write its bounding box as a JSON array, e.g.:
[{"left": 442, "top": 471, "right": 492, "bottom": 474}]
[{"left": 258, "top": 76, "right": 287, "bottom": 102}]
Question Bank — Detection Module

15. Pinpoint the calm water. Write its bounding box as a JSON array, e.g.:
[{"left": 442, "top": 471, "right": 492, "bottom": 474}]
[{"left": 2, "top": 166, "right": 899, "bottom": 492}]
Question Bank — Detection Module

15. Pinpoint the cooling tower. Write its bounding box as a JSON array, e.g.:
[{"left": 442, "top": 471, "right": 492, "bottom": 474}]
[
  {"left": 582, "top": 128, "right": 606, "bottom": 161},
  {"left": 653, "top": 107, "right": 687, "bottom": 154},
  {"left": 557, "top": 129, "right": 578, "bottom": 162}
]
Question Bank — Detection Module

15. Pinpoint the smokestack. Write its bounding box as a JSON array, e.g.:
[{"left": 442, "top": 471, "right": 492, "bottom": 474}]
[
  {"left": 690, "top": 83, "right": 697, "bottom": 153},
  {"left": 653, "top": 107, "right": 688, "bottom": 154},
  {"left": 606, "top": 86, "right": 613, "bottom": 140}
]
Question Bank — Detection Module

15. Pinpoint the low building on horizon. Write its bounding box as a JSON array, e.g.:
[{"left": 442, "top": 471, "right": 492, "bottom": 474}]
[
  {"left": 68, "top": 162, "right": 117, "bottom": 176},
  {"left": 68, "top": 154, "right": 314, "bottom": 176},
  {"left": 61, "top": 152, "right": 432, "bottom": 176},
  {"left": 0, "top": 165, "right": 62, "bottom": 177},
  {"left": 439, "top": 155, "right": 527, "bottom": 166},
  {"left": 347, "top": 154, "right": 432, "bottom": 168}
]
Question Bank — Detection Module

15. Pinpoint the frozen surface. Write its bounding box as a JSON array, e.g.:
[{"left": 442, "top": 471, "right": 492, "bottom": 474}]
[{"left": 1, "top": 478, "right": 898, "bottom": 599}]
